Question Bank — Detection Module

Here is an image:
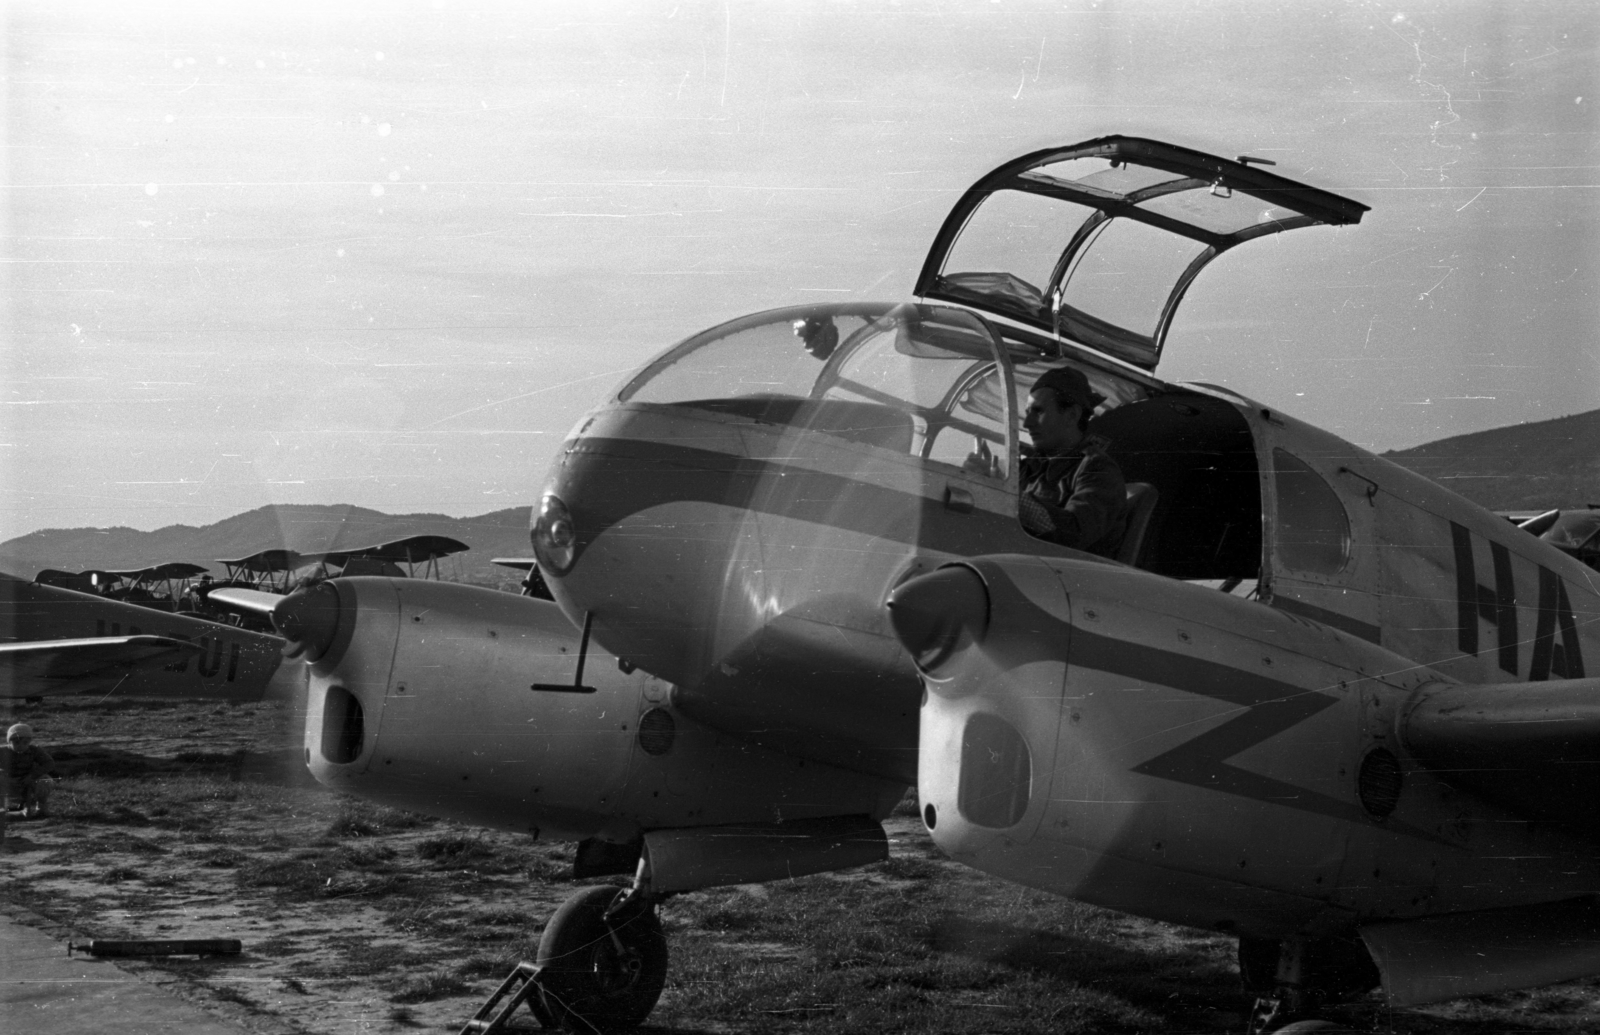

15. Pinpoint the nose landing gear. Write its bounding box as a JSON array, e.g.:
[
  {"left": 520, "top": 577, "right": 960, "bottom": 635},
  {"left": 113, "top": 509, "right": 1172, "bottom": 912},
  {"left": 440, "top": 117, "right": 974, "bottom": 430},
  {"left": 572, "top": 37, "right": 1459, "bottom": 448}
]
[{"left": 536, "top": 885, "right": 668, "bottom": 1034}]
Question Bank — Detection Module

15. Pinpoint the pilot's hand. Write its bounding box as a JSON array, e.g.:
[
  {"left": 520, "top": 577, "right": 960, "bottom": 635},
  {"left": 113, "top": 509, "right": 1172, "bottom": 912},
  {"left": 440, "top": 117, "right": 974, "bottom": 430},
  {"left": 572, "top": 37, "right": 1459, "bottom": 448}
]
[
  {"left": 1019, "top": 495, "right": 1057, "bottom": 535},
  {"left": 962, "top": 438, "right": 998, "bottom": 477}
]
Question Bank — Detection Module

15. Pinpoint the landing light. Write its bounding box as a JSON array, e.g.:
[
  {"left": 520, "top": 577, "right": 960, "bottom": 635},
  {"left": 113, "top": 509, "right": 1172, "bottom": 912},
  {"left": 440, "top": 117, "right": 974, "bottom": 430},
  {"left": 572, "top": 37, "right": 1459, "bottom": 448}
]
[{"left": 534, "top": 493, "right": 577, "bottom": 576}]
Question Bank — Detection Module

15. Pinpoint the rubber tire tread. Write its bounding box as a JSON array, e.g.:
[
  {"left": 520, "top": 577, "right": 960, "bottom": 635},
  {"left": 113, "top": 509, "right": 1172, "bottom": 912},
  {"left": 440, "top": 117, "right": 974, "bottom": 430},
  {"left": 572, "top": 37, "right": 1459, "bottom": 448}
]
[{"left": 536, "top": 885, "right": 667, "bottom": 1034}]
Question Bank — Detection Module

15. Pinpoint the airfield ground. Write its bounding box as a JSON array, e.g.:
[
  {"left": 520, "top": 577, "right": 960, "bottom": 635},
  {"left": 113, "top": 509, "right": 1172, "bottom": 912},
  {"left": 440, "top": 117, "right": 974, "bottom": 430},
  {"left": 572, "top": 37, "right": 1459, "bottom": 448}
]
[{"left": 3, "top": 698, "right": 1598, "bottom": 1035}]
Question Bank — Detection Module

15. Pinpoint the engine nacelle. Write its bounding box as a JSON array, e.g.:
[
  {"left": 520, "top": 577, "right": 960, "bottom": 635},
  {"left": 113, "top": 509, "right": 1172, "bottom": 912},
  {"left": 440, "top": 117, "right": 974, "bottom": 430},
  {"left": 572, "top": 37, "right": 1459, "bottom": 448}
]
[
  {"left": 893, "top": 555, "right": 1600, "bottom": 944},
  {"left": 300, "top": 578, "right": 904, "bottom": 844}
]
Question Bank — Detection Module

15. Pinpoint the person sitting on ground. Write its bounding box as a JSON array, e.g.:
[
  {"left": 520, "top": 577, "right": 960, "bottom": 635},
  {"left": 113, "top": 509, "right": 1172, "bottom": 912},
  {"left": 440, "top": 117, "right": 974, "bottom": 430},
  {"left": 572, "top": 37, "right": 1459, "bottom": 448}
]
[
  {"left": 3, "top": 723, "right": 56, "bottom": 819},
  {"left": 1018, "top": 366, "right": 1128, "bottom": 557}
]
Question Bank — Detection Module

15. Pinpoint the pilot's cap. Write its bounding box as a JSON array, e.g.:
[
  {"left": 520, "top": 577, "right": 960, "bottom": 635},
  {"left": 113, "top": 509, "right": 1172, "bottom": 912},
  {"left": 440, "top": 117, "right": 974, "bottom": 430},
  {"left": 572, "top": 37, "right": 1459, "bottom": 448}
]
[
  {"left": 7, "top": 723, "right": 33, "bottom": 743},
  {"left": 1030, "top": 366, "right": 1104, "bottom": 413}
]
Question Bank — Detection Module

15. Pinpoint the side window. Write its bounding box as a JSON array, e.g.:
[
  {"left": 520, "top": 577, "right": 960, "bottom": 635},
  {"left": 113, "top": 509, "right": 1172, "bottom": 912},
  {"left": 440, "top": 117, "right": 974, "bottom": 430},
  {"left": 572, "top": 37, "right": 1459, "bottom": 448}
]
[
  {"left": 1273, "top": 448, "right": 1350, "bottom": 576},
  {"left": 923, "top": 368, "right": 1009, "bottom": 477}
]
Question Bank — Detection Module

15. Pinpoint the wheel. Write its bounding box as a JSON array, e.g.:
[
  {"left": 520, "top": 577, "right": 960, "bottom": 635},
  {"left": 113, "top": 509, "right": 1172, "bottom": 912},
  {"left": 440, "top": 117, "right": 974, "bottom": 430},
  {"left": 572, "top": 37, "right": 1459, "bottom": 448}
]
[
  {"left": 1271, "top": 1021, "right": 1354, "bottom": 1034},
  {"left": 537, "top": 885, "right": 668, "bottom": 1034}
]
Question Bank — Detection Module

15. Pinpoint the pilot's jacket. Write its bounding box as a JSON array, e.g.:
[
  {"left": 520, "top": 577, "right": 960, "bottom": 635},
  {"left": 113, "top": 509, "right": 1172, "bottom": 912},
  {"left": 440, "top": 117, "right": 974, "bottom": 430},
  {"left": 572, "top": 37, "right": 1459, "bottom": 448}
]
[{"left": 1019, "top": 434, "right": 1128, "bottom": 557}]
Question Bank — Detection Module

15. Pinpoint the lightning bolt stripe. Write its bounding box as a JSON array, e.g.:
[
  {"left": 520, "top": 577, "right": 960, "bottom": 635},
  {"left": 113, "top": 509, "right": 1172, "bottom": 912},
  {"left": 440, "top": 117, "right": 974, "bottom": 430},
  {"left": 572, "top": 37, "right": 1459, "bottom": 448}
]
[{"left": 1068, "top": 627, "right": 1446, "bottom": 840}]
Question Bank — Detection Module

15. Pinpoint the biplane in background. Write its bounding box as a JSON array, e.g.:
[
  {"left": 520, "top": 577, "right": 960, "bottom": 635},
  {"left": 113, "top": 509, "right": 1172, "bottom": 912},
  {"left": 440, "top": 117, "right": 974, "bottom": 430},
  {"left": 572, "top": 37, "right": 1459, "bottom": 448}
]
[
  {"left": 0, "top": 571, "right": 286, "bottom": 702},
  {"left": 1, "top": 536, "right": 472, "bottom": 703},
  {"left": 217, "top": 136, "right": 1599, "bottom": 1034},
  {"left": 316, "top": 534, "right": 471, "bottom": 580},
  {"left": 34, "top": 562, "right": 209, "bottom": 612},
  {"left": 1504, "top": 507, "right": 1600, "bottom": 573},
  {"left": 198, "top": 536, "right": 472, "bottom": 630},
  {"left": 216, "top": 535, "right": 470, "bottom": 588}
]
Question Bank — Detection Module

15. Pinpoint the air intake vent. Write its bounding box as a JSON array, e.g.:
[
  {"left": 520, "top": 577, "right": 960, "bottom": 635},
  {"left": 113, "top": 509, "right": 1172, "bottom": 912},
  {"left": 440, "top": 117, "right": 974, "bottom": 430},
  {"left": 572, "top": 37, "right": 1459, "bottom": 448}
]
[
  {"left": 637, "top": 708, "right": 676, "bottom": 756},
  {"left": 1358, "top": 747, "right": 1402, "bottom": 818},
  {"left": 321, "top": 685, "right": 365, "bottom": 765},
  {"left": 958, "top": 713, "right": 1031, "bottom": 828}
]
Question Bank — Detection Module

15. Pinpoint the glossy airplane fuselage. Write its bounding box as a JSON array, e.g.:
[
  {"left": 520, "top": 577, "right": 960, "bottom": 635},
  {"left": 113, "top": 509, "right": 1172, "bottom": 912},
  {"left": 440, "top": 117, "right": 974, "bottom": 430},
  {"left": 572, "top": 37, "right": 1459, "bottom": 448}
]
[
  {"left": 1245, "top": 406, "right": 1598, "bottom": 687},
  {"left": 916, "top": 554, "right": 1600, "bottom": 942},
  {"left": 543, "top": 385, "right": 1600, "bottom": 786},
  {"left": 544, "top": 401, "right": 1095, "bottom": 780}
]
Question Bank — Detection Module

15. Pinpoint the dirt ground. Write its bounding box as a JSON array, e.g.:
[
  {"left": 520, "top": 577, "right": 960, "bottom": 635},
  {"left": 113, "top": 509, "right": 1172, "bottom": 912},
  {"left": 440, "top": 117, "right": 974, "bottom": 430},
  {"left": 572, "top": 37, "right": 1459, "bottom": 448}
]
[{"left": 4, "top": 697, "right": 1600, "bottom": 1035}]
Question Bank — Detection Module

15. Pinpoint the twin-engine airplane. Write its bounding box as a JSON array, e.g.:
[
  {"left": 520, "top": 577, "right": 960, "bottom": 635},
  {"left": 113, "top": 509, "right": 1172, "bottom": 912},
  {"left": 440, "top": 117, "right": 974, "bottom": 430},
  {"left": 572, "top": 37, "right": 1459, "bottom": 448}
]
[{"left": 218, "top": 137, "right": 1598, "bottom": 1034}]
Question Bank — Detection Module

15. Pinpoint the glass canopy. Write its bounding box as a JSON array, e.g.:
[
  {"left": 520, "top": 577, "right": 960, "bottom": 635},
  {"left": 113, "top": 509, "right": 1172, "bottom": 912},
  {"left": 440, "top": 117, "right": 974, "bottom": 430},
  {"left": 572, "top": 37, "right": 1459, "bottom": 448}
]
[
  {"left": 917, "top": 136, "right": 1369, "bottom": 371},
  {"left": 619, "top": 303, "right": 1014, "bottom": 476}
]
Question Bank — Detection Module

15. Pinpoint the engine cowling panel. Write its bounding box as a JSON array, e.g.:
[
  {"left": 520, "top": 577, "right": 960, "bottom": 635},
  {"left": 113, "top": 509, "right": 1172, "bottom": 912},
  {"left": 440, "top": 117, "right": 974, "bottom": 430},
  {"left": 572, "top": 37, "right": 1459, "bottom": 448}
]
[
  {"left": 302, "top": 578, "right": 904, "bottom": 843},
  {"left": 906, "top": 555, "right": 1600, "bottom": 941}
]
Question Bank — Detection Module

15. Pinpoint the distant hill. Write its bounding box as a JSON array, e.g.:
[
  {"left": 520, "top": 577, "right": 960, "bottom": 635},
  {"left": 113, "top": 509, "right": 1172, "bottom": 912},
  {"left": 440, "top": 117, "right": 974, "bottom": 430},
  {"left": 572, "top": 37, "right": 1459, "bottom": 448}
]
[
  {"left": 0, "top": 504, "right": 535, "bottom": 591},
  {"left": 3, "top": 408, "right": 1594, "bottom": 581},
  {"left": 1382, "top": 408, "right": 1600, "bottom": 512}
]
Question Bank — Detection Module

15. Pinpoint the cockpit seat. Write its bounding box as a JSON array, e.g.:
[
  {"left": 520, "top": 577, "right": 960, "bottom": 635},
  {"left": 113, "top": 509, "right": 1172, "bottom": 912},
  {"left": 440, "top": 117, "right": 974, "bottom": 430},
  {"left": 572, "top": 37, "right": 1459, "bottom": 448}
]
[{"left": 1117, "top": 482, "right": 1159, "bottom": 567}]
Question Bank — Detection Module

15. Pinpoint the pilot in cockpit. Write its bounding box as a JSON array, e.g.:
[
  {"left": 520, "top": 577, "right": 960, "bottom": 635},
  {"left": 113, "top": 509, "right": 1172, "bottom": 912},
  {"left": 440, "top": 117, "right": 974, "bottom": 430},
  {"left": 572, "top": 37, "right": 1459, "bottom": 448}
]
[{"left": 1019, "top": 366, "right": 1128, "bottom": 557}]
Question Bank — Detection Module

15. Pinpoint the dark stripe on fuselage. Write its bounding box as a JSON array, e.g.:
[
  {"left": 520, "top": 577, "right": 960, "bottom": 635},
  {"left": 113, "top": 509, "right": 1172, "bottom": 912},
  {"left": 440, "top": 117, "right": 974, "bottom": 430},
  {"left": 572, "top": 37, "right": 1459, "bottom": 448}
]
[
  {"left": 1073, "top": 624, "right": 1442, "bottom": 839},
  {"left": 1269, "top": 596, "right": 1382, "bottom": 644},
  {"left": 560, "top": 435, "right": 1062, "bottom": 564},
  {"left": 991, "top": 576, "right": 1442, "bottom": 840}
]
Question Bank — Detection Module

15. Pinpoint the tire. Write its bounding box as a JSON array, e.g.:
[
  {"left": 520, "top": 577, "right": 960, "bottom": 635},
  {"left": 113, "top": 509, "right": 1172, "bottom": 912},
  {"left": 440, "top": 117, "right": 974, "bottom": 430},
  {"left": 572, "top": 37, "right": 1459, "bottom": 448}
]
[
  {"left": 1272, "top": 1022, "right": 1355, "bottom": 1034},
  {"left": 537, "top": 885, "right": 668, "bottom": 1034}
]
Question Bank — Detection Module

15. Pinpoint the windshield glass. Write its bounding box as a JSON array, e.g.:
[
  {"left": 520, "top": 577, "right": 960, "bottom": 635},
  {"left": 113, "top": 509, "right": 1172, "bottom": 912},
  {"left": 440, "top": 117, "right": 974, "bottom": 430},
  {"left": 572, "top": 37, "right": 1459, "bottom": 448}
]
[{"left": 619, "top": 303, "right": 1012, "bottom": 475}]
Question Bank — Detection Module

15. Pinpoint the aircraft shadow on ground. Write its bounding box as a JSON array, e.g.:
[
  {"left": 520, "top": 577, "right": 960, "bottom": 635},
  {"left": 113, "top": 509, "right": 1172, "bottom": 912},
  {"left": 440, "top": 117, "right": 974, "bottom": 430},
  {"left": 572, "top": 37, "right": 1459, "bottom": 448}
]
[
  {"left": 930, "top": 912, "right": 1242, "bottom": 1011},
  {"left": 47, "top": 745, "right": 315, "bottom": 787}
]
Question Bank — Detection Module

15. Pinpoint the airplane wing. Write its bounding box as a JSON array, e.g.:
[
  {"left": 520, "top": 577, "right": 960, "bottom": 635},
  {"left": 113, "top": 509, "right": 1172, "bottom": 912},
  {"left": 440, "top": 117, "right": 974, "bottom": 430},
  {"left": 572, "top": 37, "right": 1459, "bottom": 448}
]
[
  {"left": 206, "top": 587, "right": 285, "bottom": 617},
  {"left": 0, "top": 634, "right": 204, "bottom": 699},
  {"left": 1402, "top": 676, "right": 1600, "bottom": 836}
]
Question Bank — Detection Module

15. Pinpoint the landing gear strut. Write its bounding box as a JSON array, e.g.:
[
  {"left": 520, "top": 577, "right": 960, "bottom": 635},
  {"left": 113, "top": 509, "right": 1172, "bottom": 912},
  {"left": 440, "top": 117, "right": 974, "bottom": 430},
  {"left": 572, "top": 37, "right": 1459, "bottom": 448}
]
[
  {"left": 1240, "top": 935, "right": 1377, "bottom": 1035},
  {"left": 536, "top": 885, "right": 668, "bottom": 1034}
]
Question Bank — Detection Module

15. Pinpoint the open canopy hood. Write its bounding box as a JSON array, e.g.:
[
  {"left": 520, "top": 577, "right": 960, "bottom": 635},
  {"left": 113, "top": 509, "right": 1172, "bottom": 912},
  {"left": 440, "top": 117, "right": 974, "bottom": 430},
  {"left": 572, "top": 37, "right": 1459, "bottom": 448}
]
[{"left": 915, "top": 136, "right": 1369, "bottom": 372}]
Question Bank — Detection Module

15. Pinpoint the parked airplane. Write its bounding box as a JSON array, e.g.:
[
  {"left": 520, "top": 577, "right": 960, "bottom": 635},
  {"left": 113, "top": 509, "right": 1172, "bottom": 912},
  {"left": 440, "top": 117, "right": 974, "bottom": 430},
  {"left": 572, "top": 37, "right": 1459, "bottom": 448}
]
[
  {"left": 216, "top": 137, "right": 1599, "bottom": 1033},
  {"left": 35, "top": 561, "right": 209, "bottom": 611},
  {"left": 1504, "top": 507, "right": 1600, "bottom": 572},
  {"left": 0, "top": 572, "right": 287, "bottom": 701}
]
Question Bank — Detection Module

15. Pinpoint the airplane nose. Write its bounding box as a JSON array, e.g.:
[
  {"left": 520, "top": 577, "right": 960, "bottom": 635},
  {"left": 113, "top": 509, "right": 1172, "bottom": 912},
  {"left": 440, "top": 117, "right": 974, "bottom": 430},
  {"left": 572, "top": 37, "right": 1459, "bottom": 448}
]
[
  {"left": 886, "top": 565, "right": 989, "bottom": 676},
  {"left": 273, "top": 582, "right": 345, "bottom": 663}
]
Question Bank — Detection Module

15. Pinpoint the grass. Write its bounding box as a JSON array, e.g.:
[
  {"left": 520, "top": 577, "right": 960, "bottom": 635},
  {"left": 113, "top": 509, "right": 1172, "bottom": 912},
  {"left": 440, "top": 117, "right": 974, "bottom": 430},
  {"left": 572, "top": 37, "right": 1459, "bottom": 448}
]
[
  {"left": 7, "top": 699, "right": 1600, "bottom": 1035},
  {"left": 647, "top": 874, "right": 1224, "bottom": 1034},
  {"left": 388, "top": 971, "right": 474, "bottom": 1003}
]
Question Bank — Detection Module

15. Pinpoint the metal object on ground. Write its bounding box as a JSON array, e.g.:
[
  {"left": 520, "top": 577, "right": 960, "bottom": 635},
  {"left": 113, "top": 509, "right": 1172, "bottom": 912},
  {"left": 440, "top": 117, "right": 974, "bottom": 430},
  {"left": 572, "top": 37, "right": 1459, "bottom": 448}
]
[
  {"left": 459, "top": 961, "right": 558, "bottom": 1034},
  {"left": 69, "top": 938, "right": 242, "bottom": 957}
]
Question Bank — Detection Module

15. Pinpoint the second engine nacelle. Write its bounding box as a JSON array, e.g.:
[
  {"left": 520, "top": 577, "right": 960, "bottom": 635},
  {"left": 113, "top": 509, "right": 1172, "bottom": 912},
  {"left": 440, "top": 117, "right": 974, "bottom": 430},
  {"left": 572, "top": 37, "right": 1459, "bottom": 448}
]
[{"left": 299, "top": 577, "right": 903, "bottom": 844}]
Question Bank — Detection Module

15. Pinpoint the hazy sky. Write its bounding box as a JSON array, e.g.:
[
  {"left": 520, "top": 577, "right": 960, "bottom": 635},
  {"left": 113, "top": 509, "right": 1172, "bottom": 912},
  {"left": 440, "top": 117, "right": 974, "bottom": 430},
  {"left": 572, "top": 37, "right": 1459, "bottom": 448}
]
[{"left": 4, "top": 0, "right": 1596, "bottom": 541}]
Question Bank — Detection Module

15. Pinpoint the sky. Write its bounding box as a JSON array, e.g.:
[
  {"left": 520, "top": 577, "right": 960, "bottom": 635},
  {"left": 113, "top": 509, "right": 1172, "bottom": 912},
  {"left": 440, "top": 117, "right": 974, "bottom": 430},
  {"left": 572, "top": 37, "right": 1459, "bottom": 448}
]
[{"left": 4, "top": 0, "right": 1596, "bottom": 542}]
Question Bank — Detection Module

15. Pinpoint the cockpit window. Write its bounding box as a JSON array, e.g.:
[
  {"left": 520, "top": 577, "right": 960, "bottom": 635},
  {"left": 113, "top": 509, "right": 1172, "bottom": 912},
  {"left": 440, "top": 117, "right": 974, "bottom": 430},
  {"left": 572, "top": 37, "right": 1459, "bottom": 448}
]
[
  {"left": 622, "top": 310, "right": 882, "bottom": 406},
  {"left": 1058, "top": 218, "right": 1207, "bottom": 339},
  {"left": 938, "top": 189, "right": 1096, "bottom": 325},
  {"left": 918, "top": 138, "right": 1369, "bottom": 372},
  {"left": 1272, "top": 448, "right": 1350, "bottom": 576},
  {"left": 618, "top": 303, "right": 1013, "bottom": 476}
]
